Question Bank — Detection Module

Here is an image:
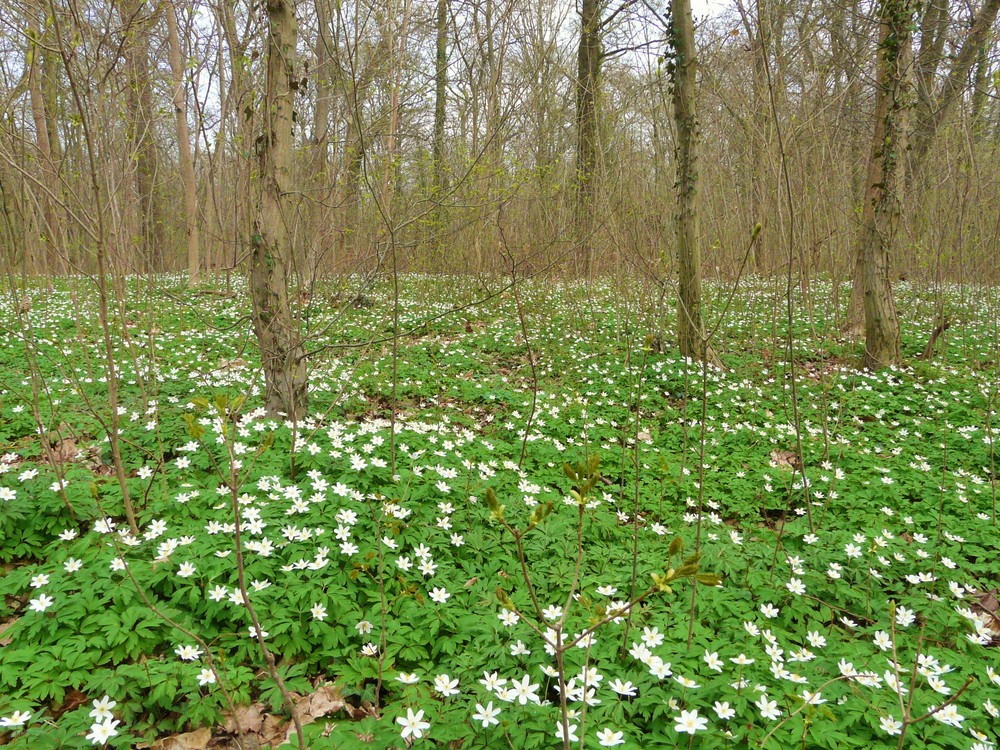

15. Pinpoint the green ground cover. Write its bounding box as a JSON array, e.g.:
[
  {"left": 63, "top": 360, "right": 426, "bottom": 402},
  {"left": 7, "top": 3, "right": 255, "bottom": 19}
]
[{"left": 0, "top": 275, "right": 997, "bottom": 749}]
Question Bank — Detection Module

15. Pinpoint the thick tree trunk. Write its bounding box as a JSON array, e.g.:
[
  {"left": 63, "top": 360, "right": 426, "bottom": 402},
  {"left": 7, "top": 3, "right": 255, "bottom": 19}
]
[
  {"left": 859, "top": 0, "right": 913, "bottom": 370},
  {"left": 575, "top": 0, "right": 601, "bottom": 277},
  {"left": 251, "top": 0, "right": 307, "bottom": 419},
  {"left": 671, "top": 0, "right": 720, "bottom": 366},
  {"left": 165, "top": 0, "right": 200, "bottom": 286}
]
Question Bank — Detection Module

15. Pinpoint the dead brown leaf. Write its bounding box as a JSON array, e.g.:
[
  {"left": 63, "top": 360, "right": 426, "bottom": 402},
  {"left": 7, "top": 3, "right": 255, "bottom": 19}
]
[
  {"left": 151, "top": 728, "right": 212, "bottom": 750},
  {"left": 0, "top": 618, "right": 18, "bottom": 646},
  {"left": 293, "top": 684, "right": 346, "bottom": 724},
  {"left": 223, "top": 703, "right": 265, "bottom": 735},
  {"left": 770, "top": 450, "right": 801, "bottom": 471}
]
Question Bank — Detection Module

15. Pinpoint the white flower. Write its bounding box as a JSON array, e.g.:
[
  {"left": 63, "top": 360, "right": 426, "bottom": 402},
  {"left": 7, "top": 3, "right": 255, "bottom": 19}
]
[
  {"left": 310, "top": 603, "right": 327, "bottom": 621},
  {"left": 197, "top": 668, "right": 216, "bottom": 686},
  {"left": 641, "top": 626, "right": 665, "bottom": 647},
  {"left": 755, "top": 695, "right": 781, "bottom": 720},
  {"left": 931, "top": 704, "right": 964, "bottom": 728},
  {"left": 94, "top": 518, "right": 116, "bottom": 534},
  {"left": 786, "top": 577, "right": 806, "bottom": 595},
  {"left": 89, "top": 695, "right": 117, "bottom": 722},
  {"left": 872, "top": 630, "right": 892, "bottom": 650},
  {"left": 174, "top": 644, "right": 203, "bottom": 661},
  {"left": 713, "top": 701, "right": 735, "bottom": 720},
  {"left": 177, "top": 562, "right": 196, "bottom": 578},
  {"left": 0, "top": 710, "right": 30, "bottom": 727},
  {"left": 703, "top": 650, "right": 723, "bottom": 672},
  {"left": 429, "top": 587, "right": 451, "bottom": 603},
  {"left": 609, "top": 679, "right": 636, "bottom": 697},
  {"left": 510, "top": 640, "right": 530, "bottom": 656},
  {"left": 508, "top": 674, "right": 540, "bottom": 705},
  {"left": 674, "top": 709, "right": 708, "bottom": 734},
  {"left": 397, "top": 708, "right": 430, "bottom": 739},
  {"left": 555, "top": 721, "right": 579, "bottom": 742},
  {"left": 472, "top": 701, "right": 500, "bottom": 728},
  {"left": 28, "top": 593, "right": 54, "bottom": 612},
  {"left": 86, "top": 719, "right": 121, "bottom": 744},
  {"left": 433, "top": 674, "right": 459, "bottom": 697},
  {"left": 596, "top": 727, "right": 625, "bottom": 746},
  {"left": 895, "top": 606, "right": 916, "bottom": 627},
  {"left": 805, "top": 630, "right": 826, "bottom": 648},
  {"left": 879, "top": 714, "right": 902, "bottom": 736}
]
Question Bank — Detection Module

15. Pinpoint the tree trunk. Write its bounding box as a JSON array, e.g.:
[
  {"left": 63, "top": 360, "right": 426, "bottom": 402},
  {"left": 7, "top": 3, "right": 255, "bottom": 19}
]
[
  {"left": 122, "top": 0, "right": 162, "bottom": 272},
  {"left": 575, "top": 0, "right": 601, "bottom": 277},
  {"left": 165, "top": 0, "right": 200, "bottom": 286},
  {"left": 736, "top": 0, "right": 774, "bottom": 274},
  {"left": 308, "top": 0, "right": 334, "bottom": 285},
  {"left": 671, "top": 0, "right": 719, "bottom": 366},
  {"left": 27, "top": 18, "right": 55, "bottom": 275},
  {"left": 971, "top": 29, "right": 990, "bottom": 135},
  {"left": 251, "top": 0, "right": 307, "bottom": 419},
  {"left": 433, "top": 0, "right": 448, "bottom": 196},
  {"left": 909, "top": 0, "right": 1000, "bottom": 169},
  {"left": 859, "top": 0, "right": 913, "bottom": 370}
]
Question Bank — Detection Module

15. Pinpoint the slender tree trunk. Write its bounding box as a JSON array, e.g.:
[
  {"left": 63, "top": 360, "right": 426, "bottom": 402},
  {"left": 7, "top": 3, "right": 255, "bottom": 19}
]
[
  {"left": 671, "top": 0, "right": 719, "bottom": 366},
  {"left": 909, "top": 0, "right": 1000, "bottom": 168},
  {"left": 165, "top": 0, "right": 200, "bottom": 286},
  {"left": 575, "top": 0, "right": 601, "bottom": 278},
  {"left": 308, "top": 0, "right": 334, "bottom": 284},
  {"left": 859, "top": 0, "right": 913, "bottom": 370},
  {"left": 251, "top": 0, "right": 306, "bottom": 419},
  {"left": 971, "top": 30, "right": 991, "bottom": 135},
  {"left": 123, "top": 0, "right": 162, "bottom": 272},
  {"left": 433, "top": 0, "right": 448, "bottom": 196},
  {"left": 737, "top": 0, "right": 774, "bottom": 274},
  {"left": 220, "top": 0, "right": 252, "bottom": 275},
  {"left": 27, "top": 21, "right": 54, "bottom": 275}
]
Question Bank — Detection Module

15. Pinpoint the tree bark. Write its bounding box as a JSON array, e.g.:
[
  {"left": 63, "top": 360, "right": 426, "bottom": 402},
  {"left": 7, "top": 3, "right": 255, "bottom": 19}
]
[
  {"left": 251, "top": 0, "right": 307, "bottom": 419},
  {"left": 433, "top": 0, "right": 448, "bottom": 196},
  {"left": 122, "top": 0, "right": 162, "bottom": 272},
  {"left": 671, "top": 0, "right": 719, "bottom": 366},
  {"left": 165, "top": 0, "right": 200, "bottom": 286},
  {"left": 308, "top": 0, "right": 334, "bottom": 284},
  {"left": 575, "top": 0, "right": 601, "bottom": 277},
  {"left": 736, "top": 0, "right": 774, "bottom": 274},
  {"left": 909, "top": 0, "right": 1000, "bottom": 168},
  {"left": 859, "top": 0, "right": 913, "bottom": 370}
]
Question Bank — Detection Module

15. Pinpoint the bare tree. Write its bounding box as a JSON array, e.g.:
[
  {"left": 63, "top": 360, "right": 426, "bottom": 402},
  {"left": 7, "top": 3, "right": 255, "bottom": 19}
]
[
  {"left": 858, "top": 0, "right": 915, "bottom": 369},
  {"left": 165, "top": 0, "right": 200, "bottom": 285},
  {"left": 251, "top": 0, "right": 307, "bottom": 418},
  {"left": 576, "top": 0, "right": 602, "bottom": 277},
  {"left": 122, "top": 0, "right": 162, "bottom": 272},
  {"left": 909, "top": 0, "right": 1000, "bottom": 170},
  {"left": 671, "top": 0, "right": 719, "bottom": 366}
]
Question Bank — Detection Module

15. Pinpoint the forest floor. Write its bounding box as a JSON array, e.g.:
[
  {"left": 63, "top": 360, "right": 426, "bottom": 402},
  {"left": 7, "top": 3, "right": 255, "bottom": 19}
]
[{"left": 0, "top": 274, "right": 998, "bottom": 749}]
